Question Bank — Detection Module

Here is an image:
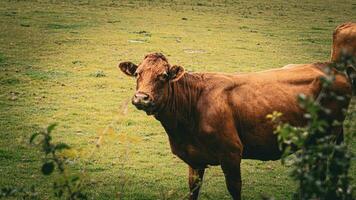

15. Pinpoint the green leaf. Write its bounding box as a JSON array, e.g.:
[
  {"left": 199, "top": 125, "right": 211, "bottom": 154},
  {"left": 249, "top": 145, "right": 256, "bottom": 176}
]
[
  {"left": 42, "top": 142, "right": 53, "bottom": 154},
  {"left": 55, "top": 143, "right": 70, "bottom": 151},
  {"left": 54, "top": 188, "right": 63, "bottom": 197},
  {"left": 73, "top": 192, "right": 87, "bottom": 200},
  {"left": 47, "top": 123, "right": 58, "bottom": 133},
  {"left": 41, "top": 162, "right": 55, "bottom": 175},
  {"left": 70, "top": 175, "right": 80, "bottom": 183},
  {"left": 29, "top": 132, "right": 40, "bottom": 144}
]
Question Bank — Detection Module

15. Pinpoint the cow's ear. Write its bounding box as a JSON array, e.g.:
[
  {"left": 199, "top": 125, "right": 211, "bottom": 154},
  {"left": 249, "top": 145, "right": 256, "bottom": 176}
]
[
  {"left": 118, "top": 62, "right": 138, "bottom": 77},
  {"left": 168, "top": 65, "right": 185, "bottom": 82}
]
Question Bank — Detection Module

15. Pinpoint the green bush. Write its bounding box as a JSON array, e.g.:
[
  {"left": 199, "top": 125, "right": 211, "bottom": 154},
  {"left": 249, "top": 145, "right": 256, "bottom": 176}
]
[{"left": 269, "top": 58, "right": 355, "bottom": 200}]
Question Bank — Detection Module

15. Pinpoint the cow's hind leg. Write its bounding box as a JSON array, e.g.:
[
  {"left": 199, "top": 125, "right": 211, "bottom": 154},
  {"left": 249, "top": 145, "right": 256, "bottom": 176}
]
[
  {"left": 188, "top": 166, "right": 205, "bottom": 200},
  {"left": 221, "top": 153, "right": 242, "bottom": 200}
]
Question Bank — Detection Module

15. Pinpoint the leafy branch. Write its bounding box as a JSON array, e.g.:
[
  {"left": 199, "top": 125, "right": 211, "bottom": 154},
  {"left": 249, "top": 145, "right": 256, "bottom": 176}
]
[
  {"left": 30, "top": 123, "right": 87, "bottom": 200},
  {"left": 268, "top": 60, "right": 355, "bottom": 200}
]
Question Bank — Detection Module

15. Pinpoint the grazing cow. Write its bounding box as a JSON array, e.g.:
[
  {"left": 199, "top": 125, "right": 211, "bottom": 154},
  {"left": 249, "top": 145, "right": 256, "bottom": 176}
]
[
  {"left": 118, "top": 53, "right": 353, "bottom": 200},
  {"left": 331, "top": 22, "right": 356, "bottom": 62}
]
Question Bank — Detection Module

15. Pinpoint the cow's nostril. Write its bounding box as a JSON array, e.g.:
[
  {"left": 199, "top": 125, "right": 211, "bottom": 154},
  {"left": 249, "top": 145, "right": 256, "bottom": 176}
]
[{"left": 134, "top": 92, "right": 151, "bottom": 104}]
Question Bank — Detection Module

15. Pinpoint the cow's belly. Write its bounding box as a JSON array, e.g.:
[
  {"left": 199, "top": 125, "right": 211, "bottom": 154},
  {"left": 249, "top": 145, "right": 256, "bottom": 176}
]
[
  {"left": 237, "top": 120, "right": 282, "bottom": 160},
  {"left": 237, "top": 102, "right": 307, "bottom": 161},
  {"left": 168, "top": 139, "right": 220, "bottom": 168},
  {"left": 241, "top": 134, "right": 282, "bottom": 161}
]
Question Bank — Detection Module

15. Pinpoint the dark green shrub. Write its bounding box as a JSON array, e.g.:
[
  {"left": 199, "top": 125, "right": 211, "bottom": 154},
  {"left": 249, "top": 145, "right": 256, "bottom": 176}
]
[{"left": 269, "top": 58, "right": 355, "bottom": 200}]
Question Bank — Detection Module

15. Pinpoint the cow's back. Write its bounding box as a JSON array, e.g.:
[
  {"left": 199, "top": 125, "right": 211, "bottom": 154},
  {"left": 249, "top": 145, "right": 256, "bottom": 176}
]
[{"left": 227, "top": 63, "right": 351, "bottom": 160}]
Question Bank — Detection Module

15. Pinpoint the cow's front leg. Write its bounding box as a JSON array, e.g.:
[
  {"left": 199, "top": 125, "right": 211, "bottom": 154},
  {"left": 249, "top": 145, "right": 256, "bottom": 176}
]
[
  {"left": 188, "top": 166, "right": 205, "bottom": 200},
  {"left": 221, "top": 154, "right": 242, "bottom": 200}
]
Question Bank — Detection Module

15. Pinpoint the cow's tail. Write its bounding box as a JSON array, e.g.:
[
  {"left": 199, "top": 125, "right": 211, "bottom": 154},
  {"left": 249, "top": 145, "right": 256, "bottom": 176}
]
[{"left": 346, "top": 66, "right": 356, "bottom": 94}]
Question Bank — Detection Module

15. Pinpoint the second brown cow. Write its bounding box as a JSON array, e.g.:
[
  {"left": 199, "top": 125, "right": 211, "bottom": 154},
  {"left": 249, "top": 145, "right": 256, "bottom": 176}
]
[{"left": 331, "top": 22, "right": 356, "bottom": 62}]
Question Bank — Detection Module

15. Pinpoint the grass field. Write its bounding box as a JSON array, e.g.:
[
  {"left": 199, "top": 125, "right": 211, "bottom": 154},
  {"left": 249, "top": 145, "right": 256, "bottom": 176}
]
[{"left": 0, "top": 0, "right": 355, "bottom": 199}]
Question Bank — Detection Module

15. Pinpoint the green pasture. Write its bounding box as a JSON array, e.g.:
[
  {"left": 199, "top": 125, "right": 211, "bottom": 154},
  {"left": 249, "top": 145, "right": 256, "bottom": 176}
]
[{"left": 0, "top": 0, "right": 355, "bottom": 199}]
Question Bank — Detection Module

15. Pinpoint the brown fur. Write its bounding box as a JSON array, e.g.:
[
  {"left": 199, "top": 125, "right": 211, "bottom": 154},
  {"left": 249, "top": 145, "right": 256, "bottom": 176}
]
[
  {"left": 118, "top": 53, "right": 352, "bottom": 200},
  {"left": 331, "top": 22, "right": 356, "bottom": 62}
]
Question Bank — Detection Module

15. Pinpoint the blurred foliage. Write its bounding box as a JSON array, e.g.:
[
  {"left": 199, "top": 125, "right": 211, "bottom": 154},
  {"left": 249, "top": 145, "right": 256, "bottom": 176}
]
[
  {"left": 268, "top": 58, "right": 355, "bottom": 200},
  {"left": 30, "top": 123, "right": 87, "bottom": 200},
  {"left": 0, "top": 124, "right": 87, "bottom": 200}
]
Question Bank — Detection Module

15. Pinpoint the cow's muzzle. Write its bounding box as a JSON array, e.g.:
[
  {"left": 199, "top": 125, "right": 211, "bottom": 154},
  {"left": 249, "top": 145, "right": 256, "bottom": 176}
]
[{"left": 132, "top": 92, "right": 155, "bottom": 113}]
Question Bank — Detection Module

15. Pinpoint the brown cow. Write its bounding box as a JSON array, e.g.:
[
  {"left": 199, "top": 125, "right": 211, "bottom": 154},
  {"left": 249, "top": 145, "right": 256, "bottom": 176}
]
[
  {"left": 331, "top": 22, "right": 356, "bottom": 92},
  {"left": 118, "top": 53, "right": 353, "bottom": 200},
  {"left": 331, "top": 22, "right": 356, "bottom": 62}
]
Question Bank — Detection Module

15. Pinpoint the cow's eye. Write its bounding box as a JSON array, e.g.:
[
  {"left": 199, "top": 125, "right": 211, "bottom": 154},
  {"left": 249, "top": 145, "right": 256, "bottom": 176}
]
[
  {"left": 134, "top": 72, "right": 140, "bottom": 78},
  {"left": 158, "top": 73, "right": 169, "bottom": 81}
]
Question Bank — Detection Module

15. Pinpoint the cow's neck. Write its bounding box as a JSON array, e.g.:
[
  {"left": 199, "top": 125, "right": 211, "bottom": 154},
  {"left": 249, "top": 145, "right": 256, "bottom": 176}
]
[{"left": 155, "top": 73, "right": 204, "bottom": 135}]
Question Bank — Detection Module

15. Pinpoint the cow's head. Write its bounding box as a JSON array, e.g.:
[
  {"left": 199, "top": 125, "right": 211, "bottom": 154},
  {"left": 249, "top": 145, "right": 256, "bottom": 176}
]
[{"left": 118, "top": 53, "right": 185, "bottom": 115}]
